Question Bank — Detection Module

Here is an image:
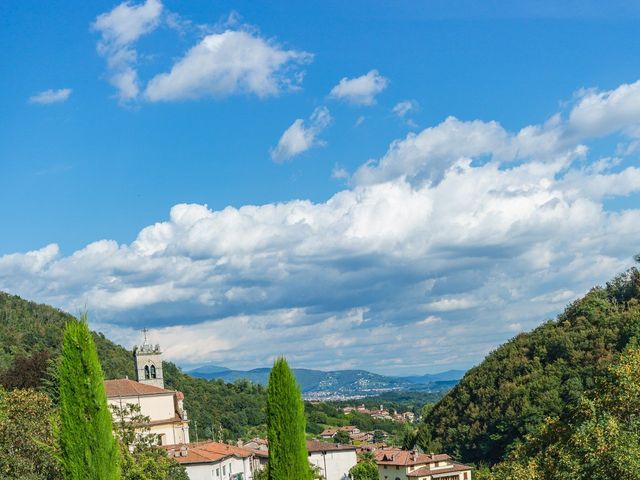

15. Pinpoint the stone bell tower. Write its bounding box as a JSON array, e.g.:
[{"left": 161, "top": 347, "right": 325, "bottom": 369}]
[{"left": 134, "top": 329, "right": 164, "bottom": 389}]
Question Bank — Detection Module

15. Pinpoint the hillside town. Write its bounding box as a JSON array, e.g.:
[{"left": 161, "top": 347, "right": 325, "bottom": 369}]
[{"left": 109, "top": 339, "right": 472, "bottom": 480}]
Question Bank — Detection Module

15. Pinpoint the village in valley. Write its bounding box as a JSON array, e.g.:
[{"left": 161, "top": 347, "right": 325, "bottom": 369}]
[{"left": 118, "top": 337, "right": 472, "bottom": 480}]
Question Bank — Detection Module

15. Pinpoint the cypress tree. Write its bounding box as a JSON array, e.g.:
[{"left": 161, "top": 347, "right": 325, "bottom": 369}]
[
  {"left": 58, "top": 314, "right": 120, "bottom": 480},
  {"left": 267, "top": 357, "right": 311, "bottom": 480}
]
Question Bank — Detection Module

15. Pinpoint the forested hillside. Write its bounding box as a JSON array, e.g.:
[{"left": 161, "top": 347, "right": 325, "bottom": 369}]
[
  {"left": 424, "top": 264, "right": 640, "bottom": 465},
  {"left": 0, "top": 292, "right": 134, "bottom": 379},
  {"left": 0, "top": 291, "right": 266, "bottom": 441}
]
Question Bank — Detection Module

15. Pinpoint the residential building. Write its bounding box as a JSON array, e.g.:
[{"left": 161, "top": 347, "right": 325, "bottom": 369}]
[
  {"left": 166, "top": 442, "right": 259, "bottom": 480},
  {"left": 375, "top": 448, "right": 472, "bottom": 480},
  {"left": 242, "top": 439, "right": 358, "bottom": 480},
  {"left": 307, "top": 441, "right": 358, "bottom": 480},
  {"left": 320, "top": 425, "right": 361, "bottom": 440}
]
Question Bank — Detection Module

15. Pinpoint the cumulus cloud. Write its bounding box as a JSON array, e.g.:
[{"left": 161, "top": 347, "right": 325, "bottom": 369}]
[
  {"left": 28, "top": 88, "right": 72, "bottom": 105},
  {"left": 3, "top": 80, "right": 640, "bottom": 373},
  {"left": 270, "top": 107, "right": 332, "bottom": 162},
  {"left": 92, "top": 0, "right": 163, "bottom": 101},
  {"left": 329, "top": 70, "right": 389, "bottom": 106},
  {"left": 145, "top": 30, "right": 312, "bottom": 101}
]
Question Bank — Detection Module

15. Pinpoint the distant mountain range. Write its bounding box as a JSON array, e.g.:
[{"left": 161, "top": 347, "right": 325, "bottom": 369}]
[{"left": 186, "top": 364, "right": 466, "bottom": 399}]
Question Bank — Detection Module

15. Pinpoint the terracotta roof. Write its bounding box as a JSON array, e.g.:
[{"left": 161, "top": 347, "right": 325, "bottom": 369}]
[
  {"left": 307, "top": 440, "right": 357, "bottom": 453},
  {"left": 407, "top": 462, "right": 473, "bottom": 477},
  {"left": 164, "top": 442, "right": 253, "bottom": 465},
  {"left": 320, "top": 428, "right": 338, "bottom": 436},
  {"left": 374, "top": 448, "right": 450, "bottom": 466},
  {"left": 104, "top": 378, "right": 175, "bottom": 397}
]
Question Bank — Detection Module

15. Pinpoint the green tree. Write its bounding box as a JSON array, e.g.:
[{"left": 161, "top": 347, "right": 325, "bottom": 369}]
[
  {"left": 334, "top": 429, "right": 351, "bottom": 444},
  {"left": 267, "top": 357, "right": 312, "bottom": 480},
  {"left": 58, "top": 315, "right": 120, "bottom": 480},
  {"left": 372, "top": 430, "right": 386, "bottom": 444},
  {"left": 111, "top": 403, "right": 188, "bottom": 480},
  {"left": 0, "top": 350, "right": 51, "bottom": 390},
  {"left": 0, "top": 388, "right": 60, "bottom": 479},
  {"left": 349, "top": 460, "right": 378, "bottom": 480}
]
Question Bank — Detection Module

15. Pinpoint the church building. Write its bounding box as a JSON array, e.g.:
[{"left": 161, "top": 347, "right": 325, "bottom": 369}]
[{"left": 105, "top": 337, "right": 190, "bottom": 446}]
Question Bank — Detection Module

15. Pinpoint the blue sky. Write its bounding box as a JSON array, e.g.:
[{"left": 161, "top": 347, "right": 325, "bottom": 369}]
[{"left": 1, "top": 0, "right": 640, "bottom": 374}]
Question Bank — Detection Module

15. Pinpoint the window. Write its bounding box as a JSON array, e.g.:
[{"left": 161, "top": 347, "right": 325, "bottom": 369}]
[
  {"left": 144, "top": 365, "right": 150, "bottom": 379},
  {"left": 150, "top": 364, "right": 157, "bottom": 379}
]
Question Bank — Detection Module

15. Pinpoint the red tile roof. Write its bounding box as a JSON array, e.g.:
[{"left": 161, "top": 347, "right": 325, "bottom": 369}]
[
  {"left": 374, "top": 448, "right": 450, "bottom": 466},
  {"left": 104, "top": 378, "right": 175, "bottom": 397},
  {"left": 407, "top": 462, "right": 473, "bottom": 477},
  {"left": 164, "top": 442, "right": 253, "bottom": 464},
  {"left": 307, "top": 440, "right": 357, "bottom": 453}
]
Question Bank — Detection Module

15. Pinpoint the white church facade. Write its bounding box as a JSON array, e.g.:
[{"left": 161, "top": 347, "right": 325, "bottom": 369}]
[{"left": 105, "top": 340, "right": 190, "bottom": 446}]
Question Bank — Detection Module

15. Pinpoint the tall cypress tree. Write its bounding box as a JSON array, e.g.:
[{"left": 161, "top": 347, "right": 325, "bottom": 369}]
[
  {"left": 58, "top": 314, "right": 120, "bottom": 480},
  {"left": 267, "top": 357, "right": 311, "bottom": 480}
]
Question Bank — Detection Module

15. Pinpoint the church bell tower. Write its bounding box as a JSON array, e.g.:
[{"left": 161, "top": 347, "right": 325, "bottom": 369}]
[{"left": 134, "top": 329, "right": 164, "bottom": 389}]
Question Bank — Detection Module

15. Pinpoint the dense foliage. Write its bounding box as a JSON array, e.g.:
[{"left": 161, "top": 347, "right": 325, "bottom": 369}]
[
  {"left": 267, "top": 357, "right": 312, "bottom": 480},
  {"left": 424, "top": 265, "right": 640, "bottom": 464},
  {"left": 163, "top": 363, "right": 267, "bottom": 442},
  {"left": 486, "top": 345, "right": 640, "bottom": 479},
  {"left": 111, "top": 403, "right": 188, "bottom": 480},
  {"left": 58, "top": 317, "right": 120, "bottom": 480},
  {"left": 349, "top": 460, "right": 379, "bottom": 480},
  {"left": 0, "top": 388, "right": 60, "bottom": 479}
]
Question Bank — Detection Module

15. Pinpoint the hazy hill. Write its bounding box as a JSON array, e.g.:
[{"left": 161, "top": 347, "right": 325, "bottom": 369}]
[
  {"left": 401, "top": 369, "right": 466, "bottom": 384},
  {"left": 423, "top": 265, "right": 640, "bottom": 465},
  {"left": 188, "top": 365, "right": 461, "bottom": 397}
]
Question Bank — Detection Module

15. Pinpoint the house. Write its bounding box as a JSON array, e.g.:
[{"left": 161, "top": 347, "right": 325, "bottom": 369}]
[
  {"left": 241, "top": 438, "right": 268, "bottom": 452},
  {"left": 105, "top": 340, "right": 189, "bottom": 446},
  {"left": 307, "top": 440, "right": 358, "bottom": 480},
  {"left": 349, "top": 431, "right": 373, "bottom": 443},
  {"left": 320, "top": 427, "right": 339, "bottom": 439},
  {"left": 166, "top": 442, "right": 260, "bottom": 480},
  {"left": 375, "top": 448, "right": 472, "bottom": 480},
  {"left": 320, "top": 425, "right": 361, "bottom": 440},
  {"left": 242, "top": 439, "right": 358, "bottom": 480}
]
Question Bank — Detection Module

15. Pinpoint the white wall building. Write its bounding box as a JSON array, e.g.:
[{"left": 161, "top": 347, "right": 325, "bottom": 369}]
[
  {"left": 105, "top": 339, "right": 189, "bottom": 446},
  {"left": 307, "top": 441, "right": 358, "bottom": 480},
  {"left": 167, "top": 442, "right": 260, "bottom": 480}
]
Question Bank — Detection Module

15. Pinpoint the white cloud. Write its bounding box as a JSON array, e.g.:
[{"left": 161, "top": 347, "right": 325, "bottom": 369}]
[
  {"left": 145, "top": 30, "right": 312, "bottom": 101},
  {"left": 3, "top": 79, "right": 640, "bottom": 373},
  {"left": 92, "top": 0, "right": 163, "bottom": 101},
  {"left": 28, "top": 88, "right": 72, "bottom": 104},
  {"left": 329, "top": 70, "right": 389, "bottom": 106},
  {"left": 270, "top": 107, "right": 332, "bottom": 162},
  {"left": 392, "top": 100, "right": 418, "bottom": 118},
  {"left": 568, "top": 79, "right": 640, "bottom": 138}
]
